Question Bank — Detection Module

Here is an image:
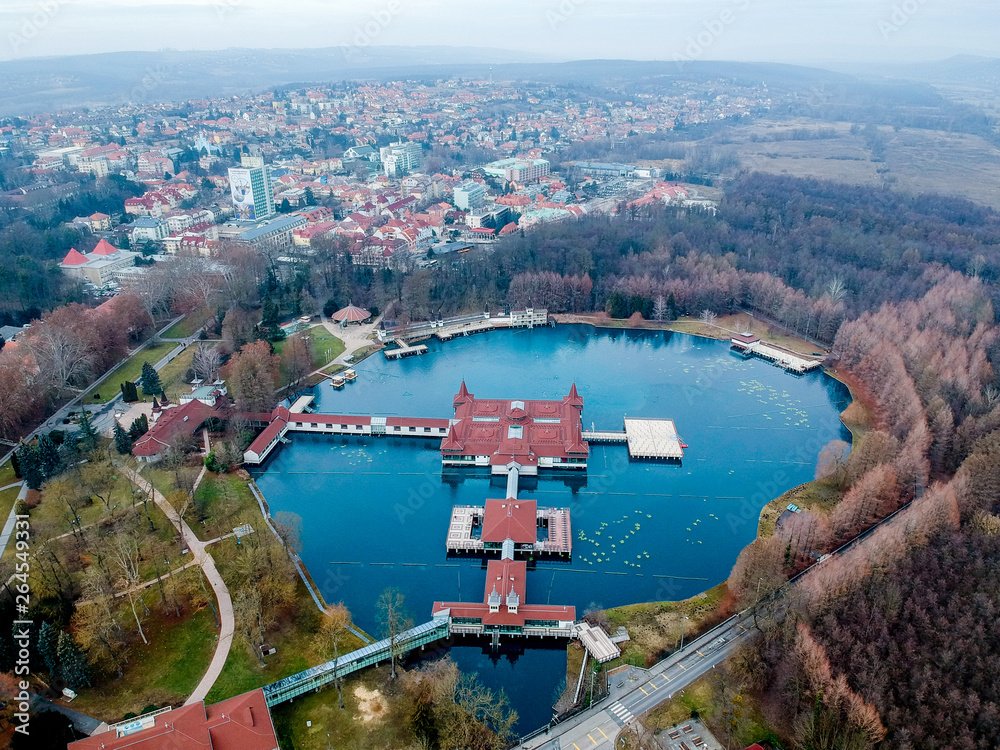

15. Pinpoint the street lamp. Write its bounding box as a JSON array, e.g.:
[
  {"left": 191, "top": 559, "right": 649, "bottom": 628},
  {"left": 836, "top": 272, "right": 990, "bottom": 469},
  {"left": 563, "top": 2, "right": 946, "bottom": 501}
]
[{"left": 679, "top": 615, "right": 689, "bottom": 651}]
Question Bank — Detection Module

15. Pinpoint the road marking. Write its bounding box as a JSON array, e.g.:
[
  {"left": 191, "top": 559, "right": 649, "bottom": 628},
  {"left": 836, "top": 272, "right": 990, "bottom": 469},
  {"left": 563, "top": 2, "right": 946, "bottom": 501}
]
[
  {"left": 597, "top": 727, "right": 608, "bottom": 739},
  {"left": 573, "top": 743, "right": 581, "bottom": 750},
  {"left": 646, "top": 681, "right": 658, "bottom": 690},
  {"left": 639, "top": 686, "right": 648, "bottom": 695},
  {"left": 661, "top": 674, "right": 670, "bottom": 682},
  {"left": 587, "top": 733, "right": 596, "bottom": 744},
  {"left": 678, "top": 662, "right": 687, "bottom": 670},
  {"left": 696, "top": 650, "right": 705, "bottom": 657},
  {"left": 609, "top": 701, "right": 635, "bottom": 724}
]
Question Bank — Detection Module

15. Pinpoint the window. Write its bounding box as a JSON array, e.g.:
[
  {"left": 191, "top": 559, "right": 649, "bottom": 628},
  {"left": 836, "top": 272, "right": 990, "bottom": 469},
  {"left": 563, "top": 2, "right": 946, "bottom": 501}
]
[{"left": 508, "top": 425, "right": 524, "bottom": 439}]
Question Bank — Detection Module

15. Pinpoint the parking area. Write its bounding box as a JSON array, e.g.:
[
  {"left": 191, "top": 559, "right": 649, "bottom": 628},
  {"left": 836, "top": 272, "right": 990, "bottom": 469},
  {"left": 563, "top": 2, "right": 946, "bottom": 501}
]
[{"left": 655, "top": 718, "right": 723, "bottom": 750}]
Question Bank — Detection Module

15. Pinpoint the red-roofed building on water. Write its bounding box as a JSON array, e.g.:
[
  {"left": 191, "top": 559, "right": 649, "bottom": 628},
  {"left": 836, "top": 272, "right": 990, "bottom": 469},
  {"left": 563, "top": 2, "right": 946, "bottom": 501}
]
[
  {"left": 441, "top": 382, "right": 588, "bottom": 474},
  {"left": 68, "top": 688, "right": 279, "bottom": 750},
  {"left": 432, "top": 533, "right": 576, "bottom": 639}
]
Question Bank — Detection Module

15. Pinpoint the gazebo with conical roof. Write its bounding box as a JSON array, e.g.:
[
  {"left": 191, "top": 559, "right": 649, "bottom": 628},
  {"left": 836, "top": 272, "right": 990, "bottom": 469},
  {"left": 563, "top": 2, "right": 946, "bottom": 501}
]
[{"left": 331, "top": 303, "right": 372, "bottom": 325}]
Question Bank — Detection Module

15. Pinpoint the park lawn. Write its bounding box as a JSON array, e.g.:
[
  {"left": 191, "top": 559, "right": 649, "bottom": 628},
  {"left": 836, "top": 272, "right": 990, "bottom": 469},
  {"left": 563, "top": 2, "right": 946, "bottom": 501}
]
[
  {"left": 271, "top": 667, "right": 416, "bottom": 750},
  {"left": 0, "top": 487, "right": 18, "bottom": 527},
  {"left": 68, "top": 602, "right": 219, "bottom": 722},
  {"left": 157, "top": 345, "right": 197, "bottom": 401},
  {"left": 188, "top": 472, "right": 259, "bottom": 542},
  {"left": 0, "top": 459, "right": 17, "bottom": 488},
  {"left": 161, "top": 309, "right": 210, "bottom": 339},
  {"left": 306, "top": 326, "right": 345, "bottom": 369},
  {"left": 83, "top": 342, "right": 179, "bottom": 404},
  {"left": 204, "top": 577, "right": 366, "bottom": 703}
]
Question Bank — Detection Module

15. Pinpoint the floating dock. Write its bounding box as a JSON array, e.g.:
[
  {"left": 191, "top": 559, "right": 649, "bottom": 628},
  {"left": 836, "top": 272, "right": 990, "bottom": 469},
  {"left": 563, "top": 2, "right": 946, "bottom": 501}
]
[
  {"left": 731, "top": 334, "right": 822, "bottom": 374},
  {"left": 344, "top": 368, "right": 357, "bottom": 381},
  {"left": 623, "top": 418, "right": 685, "bottom": 460},
  {"left": 384, "top": 343, "right": 428, "bottom": 360}
]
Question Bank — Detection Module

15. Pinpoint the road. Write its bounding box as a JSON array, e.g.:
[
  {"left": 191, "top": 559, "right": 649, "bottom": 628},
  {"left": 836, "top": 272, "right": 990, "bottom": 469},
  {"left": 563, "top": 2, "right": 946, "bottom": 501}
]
[{"left": 520, "top": 613, "right": 753, "bottom": 750}]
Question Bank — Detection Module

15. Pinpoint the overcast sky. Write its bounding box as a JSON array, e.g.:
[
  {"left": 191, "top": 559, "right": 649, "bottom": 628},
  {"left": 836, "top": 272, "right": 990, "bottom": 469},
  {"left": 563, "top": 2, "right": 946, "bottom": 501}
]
[{"left": 1, "top": 0, "right": 997, "bottom": 64}]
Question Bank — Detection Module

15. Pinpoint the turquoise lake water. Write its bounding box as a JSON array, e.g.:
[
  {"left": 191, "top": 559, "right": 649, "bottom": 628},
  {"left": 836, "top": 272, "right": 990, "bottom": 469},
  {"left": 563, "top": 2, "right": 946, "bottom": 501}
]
[{"left": 253, "top": 325, "right": 851, "bottom": 729}]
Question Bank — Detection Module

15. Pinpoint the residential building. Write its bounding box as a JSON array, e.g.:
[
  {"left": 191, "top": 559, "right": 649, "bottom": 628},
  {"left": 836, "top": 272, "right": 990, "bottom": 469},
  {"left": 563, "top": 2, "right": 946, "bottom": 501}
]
[
  {"left": 130, "top": 216, "right": 168, "bottom": 243},
  {"left": 380, "top": 141, "right": 423, "bottom": 177},
  {"left": 482, "top": 157, "right": 550, "bottom": 183},
  {"left": 453, "top": 180, "right": 486, "bottom": 210}
]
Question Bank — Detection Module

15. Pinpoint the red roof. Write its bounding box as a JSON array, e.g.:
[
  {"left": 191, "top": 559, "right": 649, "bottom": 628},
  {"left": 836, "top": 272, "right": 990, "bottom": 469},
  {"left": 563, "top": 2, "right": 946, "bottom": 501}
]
[
  {"left": 69, "top": 688, "right": 279, "bottom": 750},
  {"left": 482, "top": 499, "right": 537, "bottom": 544},
  {"left": 441, "top": 384, "right": 588, "bottom": 463},
  {"left": 133, "top": 399, "right": 220, "bottom": 457},
  {"left": 732, "top": 333, "right": 760, "bottom": 344},
  {"left": 245, "top": 416, "right": 287, "bottom": 458},
  {"left": 92, "top": 238, "right": 119, "bottom": 255},
  {"left": 332, "top": 304, "right": 371, "bottom": 323},
  {"left": 62, "top": 247, "right": 88, "bottom": 265}
]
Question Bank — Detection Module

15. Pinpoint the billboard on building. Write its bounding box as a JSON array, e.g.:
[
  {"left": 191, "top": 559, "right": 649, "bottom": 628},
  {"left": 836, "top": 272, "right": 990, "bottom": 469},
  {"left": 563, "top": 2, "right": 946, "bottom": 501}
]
[{"left": 229, "top": 168, "right": 257, "bottom": 220}]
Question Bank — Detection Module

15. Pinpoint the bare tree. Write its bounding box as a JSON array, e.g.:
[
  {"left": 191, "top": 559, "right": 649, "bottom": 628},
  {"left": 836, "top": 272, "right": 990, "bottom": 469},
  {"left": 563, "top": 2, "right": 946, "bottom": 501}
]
[
  {"left": 826, "top": 276, "right": 848, "bottom": 303},
  {"left": 314, "top": 603, "right": 353, "bottom": 709},
  {"left": 376, "top": 587, "right": 412, "bottom": 679},
  {"left": 653, "top": 294, "right": 668, "bottom": 322},
  {"left": 699, "top": 309, "right": 718, "bottom": 328},
  {"left": 233, "top": 585, "right": 265, "bottom": 665},
  {"left": 109, "top": 522, "right": 149, "bottom": 644},
  {"left": 191, "top": 343, "right": 222, "bottom": 382},
  {"left": 27, "top": 323, "right": 94, "bottom": 390}
]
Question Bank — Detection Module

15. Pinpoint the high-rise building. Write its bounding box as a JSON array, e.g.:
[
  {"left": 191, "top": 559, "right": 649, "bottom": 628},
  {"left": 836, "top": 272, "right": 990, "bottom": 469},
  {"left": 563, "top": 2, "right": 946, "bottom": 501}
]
[
  {"left": 380, "top": 141, "right": 423, "bottom": 177},
  {"left": 228, "top": 153, "right": 275, "bottom": 220},
  {"left": 454, "top": 180, "right": 487, "bottom": 210}
]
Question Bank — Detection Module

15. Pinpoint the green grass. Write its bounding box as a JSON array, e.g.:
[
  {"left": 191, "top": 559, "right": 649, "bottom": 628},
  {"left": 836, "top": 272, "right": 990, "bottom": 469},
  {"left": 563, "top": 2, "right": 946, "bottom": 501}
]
[
  {"left": 83, "top": 342, "right": 179, "bottom": 404},
  {"left": 0, "top": 460, "right": 17, "bottom": 488},
  {"left": 161, "top": 310, "right": 210, "bottom": 339},
  {"left": 69, "top": 600, "right": 219, "bottom": 722},
  {"left": 0, "top": 487, "right": 19, "bottom": 525},
  {"left": 306, "top": 326, "right": 345, "bottom": 369},
  {"left": 191, "top": 473, "right": 259, "bottom": 542},
  {"left": 205, "top": 579, "right": 359, "bottom": 703},
  {"left": 271, "top": 669, "right": 414, "bottom": 750},
  {"left": 156, "top": 345, "right": 197, "bottom": 401}
]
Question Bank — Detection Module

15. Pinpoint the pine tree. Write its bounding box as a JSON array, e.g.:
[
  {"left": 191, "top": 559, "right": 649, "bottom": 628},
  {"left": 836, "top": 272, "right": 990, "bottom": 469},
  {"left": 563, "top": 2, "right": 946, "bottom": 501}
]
[
  {"left": 129, "top": 414, "right": 149, "bottom": 441},
  {"left": 140, "top": 362, "right": 162, "bottom": 397},
  {"left": 37, "top": 433, "right": 61, "bottom": 478},
  {"left": 17, "top": 443, "right": 44, "bottom": 491},
  {"left": 121, "top": 380, "right": 139, "bottom": 402},
  {"left": 113, "top": 422, "right": 133, "bottom": 455},
  {"left": 37, "top": 622, "right": 60, "bottom": 677},
  {"left": 77, "top": 410, "right": 99, "bottom": 453},
  {"left": 57, "top": 631, "right": 91, "bottom": 689}
]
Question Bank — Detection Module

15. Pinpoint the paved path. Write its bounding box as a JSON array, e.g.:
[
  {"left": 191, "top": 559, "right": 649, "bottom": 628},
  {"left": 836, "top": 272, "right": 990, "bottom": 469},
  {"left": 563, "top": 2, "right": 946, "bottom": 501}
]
[
  {"left": 76, "top": 561, "right": 200, "bottom": 606},
  {"left": 0, "top": 481, "right": 25, "bottom": 555},
  {"left": 317, "top": 316, "right": 382, "bottom": 370},
  {"left": 126, "top": 468, "right": 235, "bottom": 706}
]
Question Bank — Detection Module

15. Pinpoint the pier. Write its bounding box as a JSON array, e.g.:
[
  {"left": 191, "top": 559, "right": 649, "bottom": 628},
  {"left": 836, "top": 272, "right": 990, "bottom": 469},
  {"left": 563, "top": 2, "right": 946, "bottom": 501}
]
[
  {"left": 624, "top": 418, "right": 685, "bottom": 460},
  {"left": 384, "top": 342, "right": 428, "bottom": 360},
  {"left": 731, "top": 333, "right": 822, "bottom": 374}
]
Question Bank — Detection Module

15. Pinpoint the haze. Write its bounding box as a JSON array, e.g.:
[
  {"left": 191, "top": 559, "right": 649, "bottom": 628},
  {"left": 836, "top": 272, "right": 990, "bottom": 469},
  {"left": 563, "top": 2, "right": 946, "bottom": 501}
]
[{"left": 1, "top": 0, "right": 998, "bottom": 64}]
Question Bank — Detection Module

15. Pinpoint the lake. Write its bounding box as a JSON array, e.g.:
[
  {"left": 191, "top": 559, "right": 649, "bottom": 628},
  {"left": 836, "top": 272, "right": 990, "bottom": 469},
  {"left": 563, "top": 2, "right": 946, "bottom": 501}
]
[{"left": 253, "top": 325, "right": 852, "bottom": 729}]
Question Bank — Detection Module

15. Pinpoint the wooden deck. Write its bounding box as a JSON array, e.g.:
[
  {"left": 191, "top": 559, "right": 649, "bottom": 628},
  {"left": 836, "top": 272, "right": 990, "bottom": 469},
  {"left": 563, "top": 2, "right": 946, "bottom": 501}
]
[
  {"left": 384, "top": 343, "right": 428, "bottom": 360},
  {"left": 624, "top": 418, "right": 685, "bottom": 460}
]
